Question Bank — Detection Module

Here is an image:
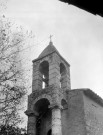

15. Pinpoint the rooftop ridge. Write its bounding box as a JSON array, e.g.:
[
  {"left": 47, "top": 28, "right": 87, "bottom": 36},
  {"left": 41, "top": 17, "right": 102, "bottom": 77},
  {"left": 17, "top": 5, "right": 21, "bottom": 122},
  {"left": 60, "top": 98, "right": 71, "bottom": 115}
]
[
  {"left": 71, "top": 88, "right": 103, "bottom": 107},
  {"left": 38, "top": 41, "right": 60, "bottom": 58},
  {"left": 32, "top": 41, "right": 70, "bottom": 66}
]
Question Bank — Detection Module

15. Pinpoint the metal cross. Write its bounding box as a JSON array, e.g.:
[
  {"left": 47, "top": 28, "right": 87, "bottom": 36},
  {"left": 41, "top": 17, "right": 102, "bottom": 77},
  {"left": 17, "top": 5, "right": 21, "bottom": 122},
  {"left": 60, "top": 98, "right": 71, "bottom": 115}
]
[{"left": 49, "top": 35, "right": 53, "bottom": 42}]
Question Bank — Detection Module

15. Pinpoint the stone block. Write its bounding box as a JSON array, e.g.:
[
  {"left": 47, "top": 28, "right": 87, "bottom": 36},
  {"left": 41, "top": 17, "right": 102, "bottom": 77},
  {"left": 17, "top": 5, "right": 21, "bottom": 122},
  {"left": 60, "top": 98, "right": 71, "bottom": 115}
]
[
  {"left": 49, "top": 77, "right": 60, "bottom": 86},
  {"left": 49, "top": 68, "right": 60, "bottom": 75},
  {"left": 33, "top": 70, "right": 41, "bottom": 76},
  {"left": 49, "top": 73, "right": 60, "bottom": 80},
  {"left": 33, "top": 74, "right": 42, "bottom": 81},
  {"left": 49, "top": 64, "right": 60, "bottom": 71},
  {"left": 32, "top": 79, "right": 42, "bottom": 91}
]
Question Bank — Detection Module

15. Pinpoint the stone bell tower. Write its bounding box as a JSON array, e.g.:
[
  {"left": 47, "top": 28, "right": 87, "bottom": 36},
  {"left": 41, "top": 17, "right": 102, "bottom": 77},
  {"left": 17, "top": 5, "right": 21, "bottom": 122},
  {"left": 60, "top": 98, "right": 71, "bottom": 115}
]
[{"left": 25, "top": 40, "right": 71, "bottom": 135}]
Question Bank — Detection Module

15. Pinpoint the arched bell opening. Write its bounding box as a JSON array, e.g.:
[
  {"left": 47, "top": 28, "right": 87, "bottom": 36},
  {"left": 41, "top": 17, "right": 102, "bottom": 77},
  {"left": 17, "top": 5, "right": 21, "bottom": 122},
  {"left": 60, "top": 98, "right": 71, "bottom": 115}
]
[
  {"left": 61, "top": 99, "right": 68, "bottom": 109},
  {"left": 34, "top": 98, "right": 51, "bottom": 135},
  {"left": 60, "top": 63, "right": 66, "bottom": 88},
  {"left": 39, "top": 61, "right": 49, "bottom": 89}
]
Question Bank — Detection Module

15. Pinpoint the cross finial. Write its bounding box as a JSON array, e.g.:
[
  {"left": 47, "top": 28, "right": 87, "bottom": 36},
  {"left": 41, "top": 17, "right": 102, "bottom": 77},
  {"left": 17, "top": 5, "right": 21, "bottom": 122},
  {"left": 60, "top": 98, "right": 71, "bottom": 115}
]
[{"left": 49, "top": 35, "right": 53, "bottom": 42}]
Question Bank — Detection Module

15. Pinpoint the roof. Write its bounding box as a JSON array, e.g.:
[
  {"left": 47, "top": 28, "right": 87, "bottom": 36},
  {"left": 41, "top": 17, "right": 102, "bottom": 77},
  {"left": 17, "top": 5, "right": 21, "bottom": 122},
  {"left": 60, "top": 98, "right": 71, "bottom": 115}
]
[
  {"left": 83, "top": 89, "right": 103, "bottom": 107},
  {"left": 71, "top": 88, "right": 103, "bottom": 107},
  {"left": 38, "top": 41, "right": 60, "bottom": 58},
  {"left": 59, "top": 0, "right": 103, "bottom": 17},
  {"left": 32, "top": 41, "right": 70, "bottom": 66}
]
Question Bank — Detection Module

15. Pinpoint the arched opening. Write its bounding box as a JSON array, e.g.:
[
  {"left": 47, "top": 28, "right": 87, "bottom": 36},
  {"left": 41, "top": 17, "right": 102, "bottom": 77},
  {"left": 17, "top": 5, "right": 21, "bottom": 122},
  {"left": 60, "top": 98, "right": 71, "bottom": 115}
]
[
  {"left": 34, "top": 98, "right": 51, "bottom": 135},
  {"left": 47, "top": 129, "right": 52, "bottom": 135},
  {"left": 60, "top": 63, "right": 66, "bottom": 88},
  {"left": 35, "top": 98, "right": 50, "bottom": 114},
  {"left": 39, "top": 61, "right": 49, "bottom": 89},
  {"left": 61, "top": 99, "right": 68, "bottom": 109}
]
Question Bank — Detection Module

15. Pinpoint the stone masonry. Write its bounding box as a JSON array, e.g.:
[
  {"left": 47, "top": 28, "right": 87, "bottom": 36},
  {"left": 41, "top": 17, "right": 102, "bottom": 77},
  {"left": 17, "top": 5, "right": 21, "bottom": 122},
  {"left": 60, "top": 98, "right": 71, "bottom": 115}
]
[{"left": 25, "top": 41, "right": 103, "bottom": 135}]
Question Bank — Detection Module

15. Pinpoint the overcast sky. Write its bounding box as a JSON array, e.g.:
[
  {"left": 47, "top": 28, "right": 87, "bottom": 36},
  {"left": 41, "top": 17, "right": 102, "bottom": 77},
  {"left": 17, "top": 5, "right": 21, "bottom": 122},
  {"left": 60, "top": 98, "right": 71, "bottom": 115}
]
[
  {"left": 4, "top": 0, "right": 103, "bottom": 96},
  {"left": 2, "top": 0, "right": 103, "bottom": 127}
]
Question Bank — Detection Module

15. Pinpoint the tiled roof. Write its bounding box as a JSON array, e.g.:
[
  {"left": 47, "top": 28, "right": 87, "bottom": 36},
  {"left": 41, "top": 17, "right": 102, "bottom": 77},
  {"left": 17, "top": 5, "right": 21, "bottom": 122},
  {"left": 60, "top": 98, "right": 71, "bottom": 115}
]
[
  {"left": 71, "top": 88, "right": 103, "bottom": 107},
  {"left": 38, "top": 41, "right": 59, "bottom": 58},
  {"left": 32, "top": 41, "right": 70, "bottom": 66}
]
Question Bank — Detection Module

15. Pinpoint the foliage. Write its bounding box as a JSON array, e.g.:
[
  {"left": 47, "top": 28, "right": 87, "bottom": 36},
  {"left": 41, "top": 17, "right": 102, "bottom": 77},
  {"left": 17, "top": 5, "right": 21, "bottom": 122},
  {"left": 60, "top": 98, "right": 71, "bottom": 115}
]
[
  {"left": 0, "top": 15, "right": 32, "bottom": 126},
  {"left": 0, "top": 124, "right": 27, "bottom": 135},
  {"left": 0, "top": 0, "right": 8, "bottom": 13}
]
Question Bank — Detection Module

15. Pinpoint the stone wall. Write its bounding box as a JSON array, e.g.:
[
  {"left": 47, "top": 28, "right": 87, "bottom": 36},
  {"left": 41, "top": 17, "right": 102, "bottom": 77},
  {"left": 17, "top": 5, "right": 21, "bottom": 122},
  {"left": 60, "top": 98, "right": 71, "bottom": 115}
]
[
  {"left": 66, "top": 90, "right": 86, "bottom": 135},
  {"left": 83, "top": 94, "right": 103, "bottom": 135}
]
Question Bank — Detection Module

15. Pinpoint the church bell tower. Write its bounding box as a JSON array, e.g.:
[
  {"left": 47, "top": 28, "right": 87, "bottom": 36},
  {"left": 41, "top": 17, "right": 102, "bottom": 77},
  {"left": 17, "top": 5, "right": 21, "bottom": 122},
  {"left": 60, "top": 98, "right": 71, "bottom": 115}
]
[{"left": 25, "top": 40, "right": 71, "bottom": 135}]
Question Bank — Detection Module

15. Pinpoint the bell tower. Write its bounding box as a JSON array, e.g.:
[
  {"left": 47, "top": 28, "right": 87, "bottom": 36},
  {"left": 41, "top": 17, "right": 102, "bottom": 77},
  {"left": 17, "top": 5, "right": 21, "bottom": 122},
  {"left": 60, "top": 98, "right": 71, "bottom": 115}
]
[{"left": 25, "top": 40, "right": 71, "bottom": 135}]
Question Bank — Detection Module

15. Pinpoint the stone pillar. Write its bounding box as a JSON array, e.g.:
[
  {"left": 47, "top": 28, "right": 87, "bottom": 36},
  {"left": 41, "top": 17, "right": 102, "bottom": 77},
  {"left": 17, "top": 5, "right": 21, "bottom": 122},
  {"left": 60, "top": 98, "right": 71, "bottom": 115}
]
[
  {"left": 32, "top": 70, "right": 42, "bottom": 91},
  {"left": 61, "top": 74, "right": 70, "bottom": 90},
  {"left": 27, "top": 115, "right": 36, "bottom": 135},
  {"left": 49, "top": 63, "right": 60, "bottom": 87},
  {"left": 25, "top": 110, "right": 38, "bottom": 135},
  {"left": 32, "top": 62, "right": 42, "bottom": 92},
  {"left": 49, "top": 105, "right": 62, "bottom": 135}
]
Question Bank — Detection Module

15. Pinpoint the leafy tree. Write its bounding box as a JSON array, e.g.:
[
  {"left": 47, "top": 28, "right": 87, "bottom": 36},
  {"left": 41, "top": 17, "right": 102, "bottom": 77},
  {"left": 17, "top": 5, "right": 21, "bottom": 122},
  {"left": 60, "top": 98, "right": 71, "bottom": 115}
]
[
  {"left": 0, "top": 124, "right": 27, "bottom": 135},
  {"left": 0, "top": 15, "right": 32, "bottom": 126},
  {"left": 0, "top": 0, "right": 8, "bottom": 13}
]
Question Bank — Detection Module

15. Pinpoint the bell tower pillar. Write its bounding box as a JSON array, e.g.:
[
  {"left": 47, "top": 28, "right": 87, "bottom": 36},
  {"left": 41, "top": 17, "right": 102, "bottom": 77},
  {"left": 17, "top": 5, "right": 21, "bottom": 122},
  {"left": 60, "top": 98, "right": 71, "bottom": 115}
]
[
  {"left": 25, "top": 110, "right": 38, "bottom": 135},
  {"left": 49, "top": 104, "right": 62, "bottom": 135}
]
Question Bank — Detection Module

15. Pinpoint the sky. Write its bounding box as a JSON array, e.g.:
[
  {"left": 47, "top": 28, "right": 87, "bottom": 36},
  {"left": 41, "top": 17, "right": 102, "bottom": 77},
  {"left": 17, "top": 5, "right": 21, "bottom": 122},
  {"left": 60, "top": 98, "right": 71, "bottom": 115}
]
[{"left": 1, "top": 0, "right": 103, "bottom": 127}]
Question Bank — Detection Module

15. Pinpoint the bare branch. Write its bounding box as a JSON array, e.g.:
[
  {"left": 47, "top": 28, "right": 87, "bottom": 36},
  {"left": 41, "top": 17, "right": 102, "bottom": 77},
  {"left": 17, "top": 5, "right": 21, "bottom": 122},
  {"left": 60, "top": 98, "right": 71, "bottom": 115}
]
[{"left": 0, "top": 16, "right": 31, "bottom": 126}]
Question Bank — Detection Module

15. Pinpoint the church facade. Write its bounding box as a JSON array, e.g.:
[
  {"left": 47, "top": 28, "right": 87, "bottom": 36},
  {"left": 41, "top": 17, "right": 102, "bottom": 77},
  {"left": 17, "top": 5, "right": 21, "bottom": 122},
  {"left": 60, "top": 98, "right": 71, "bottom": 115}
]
[{"left": 25, "top": 41, "right": 103, "bottom": 135}]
